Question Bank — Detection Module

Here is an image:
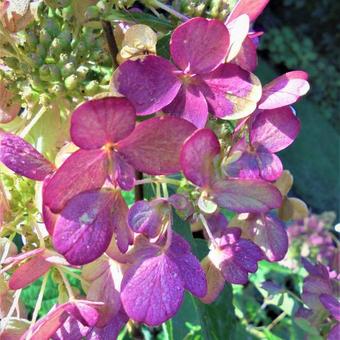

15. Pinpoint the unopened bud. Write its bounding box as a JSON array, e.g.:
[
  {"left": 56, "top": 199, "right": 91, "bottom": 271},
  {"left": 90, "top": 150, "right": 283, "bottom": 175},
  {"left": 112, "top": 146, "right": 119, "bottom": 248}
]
[
  {"left": 84, "top": 80, "right": 99, "bottom": 96},
  {"left": 64, "top": 74, "right": 79, "bottom": 90}
]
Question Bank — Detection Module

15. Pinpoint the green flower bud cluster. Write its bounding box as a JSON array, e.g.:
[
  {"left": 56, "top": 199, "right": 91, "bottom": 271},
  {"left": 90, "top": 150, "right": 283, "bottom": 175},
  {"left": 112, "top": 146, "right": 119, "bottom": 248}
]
[
  {"left": 173, "top": 0, "right": 236, "bottom": 19},
  {"left": 0, "top": 2, "right": 113, "bottom": 113}
]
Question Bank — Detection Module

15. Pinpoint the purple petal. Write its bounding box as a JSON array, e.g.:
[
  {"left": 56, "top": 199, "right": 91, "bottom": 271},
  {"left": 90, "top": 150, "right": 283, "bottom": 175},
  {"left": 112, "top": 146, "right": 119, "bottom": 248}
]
[
  {"left": 250, "top": 107, "right": 301, "bottom": 153},
  {"left": 52, "top": 317, "right": 90, "bottom": 340},
  {"left": 220, "top": 259, "right": 249, "bottom": 284},
  {"left": 118, "top": 116, "right": 195, "bottom": 175},
  {"left": 44, "top": 149, "right": 108, "bottom": 213},
  {"left": 258, "top": 71, "right": 310, "bottom": 109},
  {"left": 121, "top": 254, "right": 184, "bottom": 326},
  {"left": 211, "top": 179, "right": 282, "bottom": 213},
  {"left": 115, "top": 55, "right": 181, "bottom": 115},
  {"left": 200, "top": 63, "right": 262, "bottom": 120},
  {"left": 70, "top": 97, "right": 135, "bottom": 149},
  {"left": 0, "top": 131, "right": 54, "bottom": 180},
  {"left": 205, "top": 212, "right": 228, "bottom": 238},
  {"left": 170, "top": 17, "right": 229, "bottom": 74},
  {"left": 53, "top": 190, "right": 115, "bottom": 265},
  {"left": 246, "top": 215, "right": 288, "bottom": 262},
  {"left": 328, "top": 323, "right": 340, "bottom": 340},
  {"left": 163, "top": 83, "right": 209, "bottom": 128},
  {"left": 168, "top": 233, "right": 207, "bottom": 298},
  {"left": 180, "top": 128, "right": 220, "bottom": 187},
  {"left": 233, "top": 239, "right": 263, "bottom": 272},
  {"left": 86, "top": 309, "right": 128, "bottom": 340},
  {"left": 224, "top": 150, "right": 260, "bottom": 179},
  {"left": 9, "top": 254, "right": 52, "bottom": 290},
  {"left": 128, "top": 199, "right": 170, "bottom": 238},
  {"left": 320, "top": 294, "right": 340, "bottom": 321},
  {"left": 111, "top": 190, "right": 133, "bottom": 253},
  {"left": 256, "top": 149, "right": 283, "bottom": 181},
  {"left": 111, "top": 153, "right": 135, "bottom": 191},
  {"left": 226, "top": 0, "right": 270, "bottom": 23}
]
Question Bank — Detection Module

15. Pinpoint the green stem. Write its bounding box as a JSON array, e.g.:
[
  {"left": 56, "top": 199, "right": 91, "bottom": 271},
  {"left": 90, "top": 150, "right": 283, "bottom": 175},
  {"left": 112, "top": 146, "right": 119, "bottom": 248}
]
[
  {"left": 145, "top": 0, "right": 189, "bottom": 21},
  {"left": 58, "top": 268, "right": 75, "bottom": 299},
  {"left": 31, "top": 273, "right": 49, "bottom": 325}
]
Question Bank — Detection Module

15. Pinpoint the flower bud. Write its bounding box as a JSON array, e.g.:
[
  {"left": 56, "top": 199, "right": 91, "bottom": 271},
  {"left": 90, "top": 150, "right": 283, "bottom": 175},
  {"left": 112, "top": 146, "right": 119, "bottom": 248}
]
[
  {"left": 57, "top": 30, "right": 72, "bottom": 49},
  {"left": 64, "top": 74, "right": 79, "bottom": 90},
  {"left": 49, "top": 83, "right": 64, "bottom": 95},
  {"left": 84, "top": 80, "right": 99, "bottom": 96},
  {"left": 39, "top": 28, "right": 52, "bottom": 46},
  {"left": 49, "top": 65, "right": 62, "bottom": 82},
  {"left": 61, "top": 62, "right": 75, "bottom": 78},
  {"left": 44, "top": 17, "right": 61, "bottom": 38},
  {"left": 85, "top": 5, "right": 100, "bottom": 20},
  {"left": 76, "top": 65, "right": 89, "bottom": 80},
  {"left": 39, "top": 64, "right": 50, "bottom": 81},
  {"left": 96, "top": 0, "right": 111, "bottom": 13},
  {"left": 62, "top": 6, "right": 73, "bottom": 20},
  {"left": 36, "top": 44, "right": 47, "bottom": 59},
  {"left": 25, "top": 30, "right": 39, "bottom": 48}
]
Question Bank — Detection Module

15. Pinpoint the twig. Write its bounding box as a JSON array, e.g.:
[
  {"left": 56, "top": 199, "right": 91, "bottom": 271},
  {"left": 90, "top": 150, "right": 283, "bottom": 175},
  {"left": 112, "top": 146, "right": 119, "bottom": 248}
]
[
  {"left": 135, "top": 171, "right": 144, "bottom": 201},
  {"left": 102, "top": 21, "right": 118, "bottom": 69}
]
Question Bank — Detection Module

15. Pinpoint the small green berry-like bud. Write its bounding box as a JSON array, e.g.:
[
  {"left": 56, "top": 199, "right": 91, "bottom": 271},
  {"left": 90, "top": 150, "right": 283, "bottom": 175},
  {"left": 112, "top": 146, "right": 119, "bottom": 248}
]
[
  {"left": 51, "top": 38, "right": 63, "bottom": 54},
  {"left": 76, "top": 65, "right": 89, "bottom": 80},
  {"left": 85, "top": 6, "right": 100, "bottom": 20},
  {"left": 61, "top": 62, "right": 75, "bottom": 78},
  {"left": 36, "top": 44, "right": 47, "bottom": 59},
  {"left": 84, "top": 80, "right": 99, "bottom": 96},
  {"left": 62, "top": 6, "right": 73, "bottom": 20},
  {"left": 39, "top": 64, "right": 50, "bottom": 81},
  {"left": 57, "top": 31, "right": 72, "bottom": 49},
  {"left": 49, "top": 65, "right": 62, "bottom": 81},
  {"left": 26, "top": 31, "right": 39, "bottom": 48},
  {"left": 49, "top": 83, "right": 64, "bottom": 95},
  {"left": 96, "top": 0, "right": 111, "bottom": 13},
  {"left": 64, "top": 74, "right": 79, "bottom": 90},
  {"left": 39, "top": 29, "right": 52, "bottom": 46},
  {"left": 44, "top": 18, "right": 61, "bottom": 38},
  {"left": 59, "top": 53, "right": 69, "bottom": 64}
]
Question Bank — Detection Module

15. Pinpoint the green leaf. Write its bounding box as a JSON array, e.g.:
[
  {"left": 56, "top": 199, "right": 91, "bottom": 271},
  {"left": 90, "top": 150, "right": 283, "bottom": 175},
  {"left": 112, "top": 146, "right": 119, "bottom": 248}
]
[
  {"left": 162, "top": 320, "right": 174, "bottom": 340},
  {"left": 105, "top": 10, "right": 173, "bottom": 32},
  {"left": 157, "top": 33, "right": 171, "bottom": 59}
]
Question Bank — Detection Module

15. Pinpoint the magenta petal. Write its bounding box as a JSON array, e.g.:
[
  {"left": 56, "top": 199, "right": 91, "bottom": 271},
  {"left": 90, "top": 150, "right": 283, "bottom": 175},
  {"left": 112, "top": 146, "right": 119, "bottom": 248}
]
[
  {"left": 258, "top": 71, "right": 310, "bottom": 109},
  {"left": 320, "top": 294, "right": 340, "bottom": 321},
  {"left": 168, "top": 234, "right": 207, "bottom": 298},
  {"left": 200, "top": 63, "right": 261, "bottom": 120},
  {"left": 226, "top": 0, "right": 270, "bottom": 23},
  {"left": 9, "top": 254, "right": 52, "bottom": 290},
  {"left": 118, "top": 116, "right": 195, "bottom": 175},
  {"left": 52, "top": 317, "right": 90, "bottom": 340},
  {"left": 233, "top": 239, "right": 263, "bottom": 273},
  {"left": 163, "top": 83, "right": 209, "bottom": 128},
  {"left": 221, "top": 260, "right": 248, "bottom": 284},
  {"left": 128, "top": 199, "right": 169, "bottom": 238},
  {"left": 211, "top": 179, "right": 282, "bottom": 213},
  {"left": 111, "top": 191, "right": 133, "bottom": 253},
  {"left": 250, "top": 215, "right": 288, "bottom": 262},
  {"left": 225, "top": 151, "right": 260, "bottom": 179},
  {"left": 53, "top": 190, "right": 115, "bottom": 265},
  {"left": 250, "top": 107, "right": 301, "bottom": 153},
  {"left": 111, "top": 153, "right": 135, "bottom": 191},
  {"left": 256, "top": 150, "right": 283, "bottom": 181},
  {"left": 0, "top": 131, "right": 54, "bottom": 180},
  {"left": 121, "top": 254, "right": 184, "bottom": 326},
  {"left": 232, "top": 35, "right": 258, "bottom": 72},
  {"left": 180, "top": 128, "right": 220, "bottom": 187},
  {"left": 86, "top": 309, "right": 128, "bottom": 340},
  {"left": 70, "top": 97, "right": 135, "bottom": 149},
  {"left": 44, "top": 149, "right": 108, "bottom": 213},
  {"left": 170, "top": 17, "right": 229, "bottom": 74},
  {"left": 115, "top": 55, "right": 181, "bottom": 115}
]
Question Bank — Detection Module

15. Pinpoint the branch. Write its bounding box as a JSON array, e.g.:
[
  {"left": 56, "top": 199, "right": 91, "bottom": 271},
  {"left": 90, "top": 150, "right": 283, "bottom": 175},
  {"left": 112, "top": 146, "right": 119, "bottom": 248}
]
[{"left": 101, "top": 20, "right": 118, "bottom": 69}]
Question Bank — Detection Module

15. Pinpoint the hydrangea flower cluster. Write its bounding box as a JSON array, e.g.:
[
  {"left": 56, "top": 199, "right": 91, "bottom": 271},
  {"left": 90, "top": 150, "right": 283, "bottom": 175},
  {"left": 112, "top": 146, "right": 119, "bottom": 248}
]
[{"left": 0, "top": 0, "right": 312, "bottom": 338}]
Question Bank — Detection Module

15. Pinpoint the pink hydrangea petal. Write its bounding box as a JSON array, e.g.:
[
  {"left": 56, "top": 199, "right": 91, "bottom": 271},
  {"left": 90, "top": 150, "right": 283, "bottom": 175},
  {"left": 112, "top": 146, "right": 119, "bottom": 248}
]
[
  {"left": 0, "top": 131, "right": 54, "bottom": 180},
  {"left": 170, "top": 17, "right": 229, "bottom": 74},
  {"left": 250, "top": 107, "right": 301, "bottom": 153},
  {"left": 53, "top": 190, "right": 115, "bottom": 265},
  {"left": 233, "top": 239, "right": 263, "bottom": 273},
  {"left": 200, "top": 63, "right": 262, "bottom": 120},
  {"left": 205, "top": 212, "right": 228, "bottom": 238},
  {"left": 128, "top": 199, "right": 169, "bottom": 238},
  {"left": 44, "top": 149, "right": 108, "bottom": 213},
  {"left": 258, "top": 71, "right": 310, "bottom": 110},
  {"left": 256, "top": 149, "right": 283, "bottom": 181},
  {"left": 226, "top": 0, "right": 270, "bottom": 24},
  {"left": 226, "top": 14, "right": 250, "bottom": 62},
  {"left": 232, "top": 35, "right": 258, "bottom": 72},
  {"left": 180, "top": 128, "right": 220, "bottom": 187},
  {"left": 115, "top": 55, "right": 181, "bottom": 115},
  {"left": 52, "top": 317, "right": 90, "bottom": 340},
  {"left": 211, "top": 179, "right": 282, "bottom": 213},
  {"left": 9, "top": 254, "right": 52, "bottom": 290},
  {"left": 168, "top": 234, "right": 207, "bottom": 298},
  {"left": 320, "top": 294, "right": 340, "bottom": 321},
  {"left": 86, "top": 263, "right": 122, "bottom": 327},
  {"left": 3, "top": 248, "right": 44, "bottom": 265},
  {"left": 121, "top": 254, "right": 184, "bottom": 326},
  {"left": 111, "top": 190, "right": 133, "bottom": 253},
  {"left": 163, "top": 83, "right": 209, "bottom": 128},
  {"left": 118, "top": 116, "right": 195, "bottom": 175},
  {"left": 70, "top": 97, "right": 136, "bottom": 149},
  {"left": 221, "top": 260, "right": 249, "bottom": 284}
]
